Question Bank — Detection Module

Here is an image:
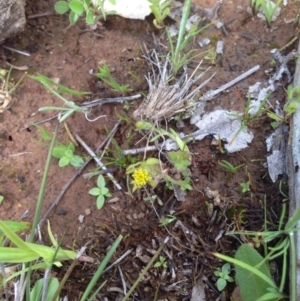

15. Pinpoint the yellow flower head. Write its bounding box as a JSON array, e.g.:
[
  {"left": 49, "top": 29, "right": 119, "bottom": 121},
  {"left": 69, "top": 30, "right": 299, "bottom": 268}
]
[{"left": 132, "top": 168, "right": 152, "bottom": 187}]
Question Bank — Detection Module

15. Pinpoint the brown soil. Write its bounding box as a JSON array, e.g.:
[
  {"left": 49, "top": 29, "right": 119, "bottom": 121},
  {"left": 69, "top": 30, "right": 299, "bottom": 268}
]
[{"left": 0, "top": 0, "right": 298, "bottom": 300}]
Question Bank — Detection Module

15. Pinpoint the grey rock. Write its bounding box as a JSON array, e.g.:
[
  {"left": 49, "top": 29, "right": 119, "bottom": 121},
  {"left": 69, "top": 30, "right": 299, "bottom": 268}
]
[{"left": 0, "top": 0, "right": 26, "bottom": 43}]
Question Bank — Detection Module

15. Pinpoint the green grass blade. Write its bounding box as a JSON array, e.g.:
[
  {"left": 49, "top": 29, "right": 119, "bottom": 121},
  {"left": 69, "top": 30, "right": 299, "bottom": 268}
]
[
  {"left": 0, "top": 247, "right": 38, "bottom": 263},
  {"left": 29, "top": 121, "right": 59, "bottom": 242},
  {"left": 30, "top": 74, "right": 90, "bottom": 96},
  {"left": 3, "top": 263, "right": 48, "bottom": 284},
  {"left": 174, "top": 0, "right": 192, "bottom": 64},
  {"left": 0, "top": 220, "right": 32, "bottom": 251},
  {"left": 79, "top": 235, "right": 123, "bottom": 301}
]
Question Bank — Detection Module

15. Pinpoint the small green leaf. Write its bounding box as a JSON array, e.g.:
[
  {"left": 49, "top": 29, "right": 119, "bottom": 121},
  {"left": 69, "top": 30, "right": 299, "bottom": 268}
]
[
  {"left": 89, "top": 187, "right": 101, "bottom": 196},
  {"left": 216, "top": 278, "right": 226, "bottom": 291},
  {"left": 70, "top": 155, "right": 84, "bottom": 167},
  {"left": 54, "top": 1, "right": 70, "bottom": 14},
  {"left": 97, "top": 175, "right": 106, "bottom": 188},
  {"left": 86, "top": 10, "right": 96, "bottom": 24},
  {"left": 234, "top": 244, "right": 274, "bottom": 301},
  {"left": 69, "top": 10, "right": 79, "bottom": 25},
  {"left": 107, "top": 0, "right": 116, "bottom": 4},
  {"left": 99, "top": 187, "right": 109, "bottom": 195},
  {"left": 68, "top": 142, "right": 75, "bottom": 152},
  {"left": 96, "top": 195, "right": 105, "bottom": 209},
  {"left": 59, "top": 156, "right": 70, "bottom": 167},
  {"left": 64, "top": 149, "right": 74, "bottom": 158},
  {"left": 52, "top": 146, "right": 67, "bottom": 159},
  {"left": 31, "top": 277, "right": 59, "bottom": 301},
  {"left": 0, "top": 196, "right": 3, "bottom": 204},
  {"left": 222, "top": 263, "right": 231, "bottom": 274},
  {"left": 153, "top": 262, "right": 161, "bottom": 268},
  {"left": 69, "top": 0, "right": 84, "bottom": 14}
]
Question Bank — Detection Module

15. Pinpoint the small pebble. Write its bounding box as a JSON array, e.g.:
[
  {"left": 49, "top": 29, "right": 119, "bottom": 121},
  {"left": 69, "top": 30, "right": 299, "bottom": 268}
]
[
  {"left": 57, "top": 208, "right": 67, "bottom": 215},
  {"left": 176, "top": 120, "right": 185, "bottom": 129},
  {"left": 18, "top": 176, "right": 25, "bottom": 184},
  {"left": 78, "top": 215, "right": 84, "bottom": 223},
  {"left": 85, "top": 208, "right": 91, "bottom": 216}
]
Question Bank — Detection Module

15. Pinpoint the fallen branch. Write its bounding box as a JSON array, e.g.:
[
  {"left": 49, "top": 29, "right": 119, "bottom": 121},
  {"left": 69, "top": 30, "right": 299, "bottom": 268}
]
[
  {"left": 198, "top": 65, "right": 260, "bottom": 102},
  {"left": 76, "top": 134, "right": 122, "bottom": 190}
]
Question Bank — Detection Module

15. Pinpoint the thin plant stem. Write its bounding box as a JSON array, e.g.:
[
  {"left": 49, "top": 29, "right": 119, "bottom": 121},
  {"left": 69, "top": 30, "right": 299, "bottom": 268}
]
[
  {"left": 51, "top": 247, "right": 86, "bottom": 301},
  {"left": 278, "top": 203, "right": 286, "bottom": 231},
  {"left": 279, "top": 249, "right": 287, "bottom": 293},
  {"left": 29, "top": 119, "right": 59, "bottom": 242},
  {"left": 122, "top": 237, "right": 169, "bottom": 301},
  {"left": 289, "top": 231, "right": 296, "bottom": 301}
]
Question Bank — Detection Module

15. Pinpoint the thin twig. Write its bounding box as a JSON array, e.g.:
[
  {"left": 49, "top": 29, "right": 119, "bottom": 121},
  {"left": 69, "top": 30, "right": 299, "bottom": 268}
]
[
  {"left": 122, "top": 145, "right": 158, "bottom": 155},
  {"left": 103, "top": 249, "right": 133, "bottom": 273},
  {"left": 51, "top": 247, "right": 86, "bottom": 301},
  {"left": 64, "top": 122, "right": 78, "bottom": 147},
  {"left": 2, "top": 45, "right": 30, "bottom": 57},
  {"left": 81, "top": 94, "right": 141, "bottom": 108},
  {"left": 21, "top": 94, "right": 141, "bottom": 131},
  {"left": 20, "top": 114, "right": 59, "bottom": 131},
  {"left": 118, "top": 266, "right": 127, "bottom": 295},
  {"left": 38, "top": 120, "right": 121, "bottom": 229},
  {"left": 27, "top": 11, "right": 54, "bottom": 19},
  {"left": 0, "top": 264, "right": 8, "bottom": 300},
  {"left": 198, "top": 65, "right": 260, "bottom": 102},
  {"left": 82, "top": 167, "right": 118, "bottom": 179},
  {"left": 76, "top": 134, "right": 122, "bottom": 190}
]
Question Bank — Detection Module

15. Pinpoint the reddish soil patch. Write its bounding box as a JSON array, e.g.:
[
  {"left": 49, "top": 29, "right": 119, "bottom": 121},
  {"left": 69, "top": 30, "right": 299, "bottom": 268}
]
[{"left": 0, "top": 0, "right": 298, "bottom": 300}]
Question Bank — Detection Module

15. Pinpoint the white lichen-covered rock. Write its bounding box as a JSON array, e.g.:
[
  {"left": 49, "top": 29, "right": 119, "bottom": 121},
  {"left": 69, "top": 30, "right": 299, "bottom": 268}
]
[{"left": 0, "top": 0, "right": 26, "bottom": 43}]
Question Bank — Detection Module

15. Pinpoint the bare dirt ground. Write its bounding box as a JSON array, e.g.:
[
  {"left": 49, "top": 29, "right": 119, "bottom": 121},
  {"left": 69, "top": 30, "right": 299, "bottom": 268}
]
[{"left": 0, "top": 0, "right": 299, "bottom": 300}]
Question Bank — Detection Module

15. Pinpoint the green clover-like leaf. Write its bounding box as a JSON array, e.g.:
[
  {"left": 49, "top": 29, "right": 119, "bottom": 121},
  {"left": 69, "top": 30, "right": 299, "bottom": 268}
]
[
  {"left": 216, "top": 278, "right": 227, "bottom": 291},
  {"left": 70, "top": 155, "right": 84, "bottom": 167},
  {"left": 59, "top": 156, "right": 70, "bottom": 167},
  {"left": 97, "top": 175, "right": 106, "bottom": 188},
  {"left": 69, "top": 0, "right": 84, "bottom": 14},
  {"left": 54, "top": 1, "right": 70, "bottom": 14},
  {"left": 99, "top": 187, "right": 109, "bottom": 196},
  {"left": 89, "top": 187, "right": 101, "bottom": 196},
  {"left": 96, "top": 195, "right": 105, "bottom": 209}
]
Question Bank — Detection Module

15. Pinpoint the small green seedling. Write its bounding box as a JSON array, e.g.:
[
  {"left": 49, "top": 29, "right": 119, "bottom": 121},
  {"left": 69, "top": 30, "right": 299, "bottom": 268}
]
[
  {"left": 52, "top": 142, "right": 84, "bottom": 168},
  {"left": 204, "top": 48, "right": 218, "bottom": 65},
  {"left": 54, "top": 0, "right": 116, "bottom": 25},
  {"left": 240, "top": 181, "right": 251, "bottom": 193},
  {"left": 148, "top": 0, "right": 172, "bottom": 28},
  {"left": 214, "top": 263, "right": 234, "bottom": 291},
  {"left": 251, "top": 0, "right": 282, "bottom": 27},
  {"left": 218, "top": 160, "right": 245, "bottom": 173},
  {"left": 89, "top": 175, "right": 112, "bottom": 209},
  {"left": 0, "top": 195, "right": 3, "bottom": 205},
  {"left": 33, "top": 124, "right": 84, "bottom": 168},
  {"left": 284, "top": 84, "right": 300, "bottom": 117},
  {"left": 166, "top": 0, "right": 212, "bottom": 75},
  {"left": 123, "top": 100, "right": 133, "bottom": 111},
  {"left": 30, "top": 74, "right": 90, "bottom": 122},
  {"left": 95, "top": 64, "right": 132, "bottom": 93},
  {"left": 154, "top": 256, "right": 168, "bottom": 269},
  {"left": 159, "top": 215, "right": 176, "bottom": 227}
]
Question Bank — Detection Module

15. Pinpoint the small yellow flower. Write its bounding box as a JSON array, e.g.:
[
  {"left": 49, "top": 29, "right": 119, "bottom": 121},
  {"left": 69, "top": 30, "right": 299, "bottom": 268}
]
[{"left": 132, "top": 168, "right": 152, "bottom": 187}]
